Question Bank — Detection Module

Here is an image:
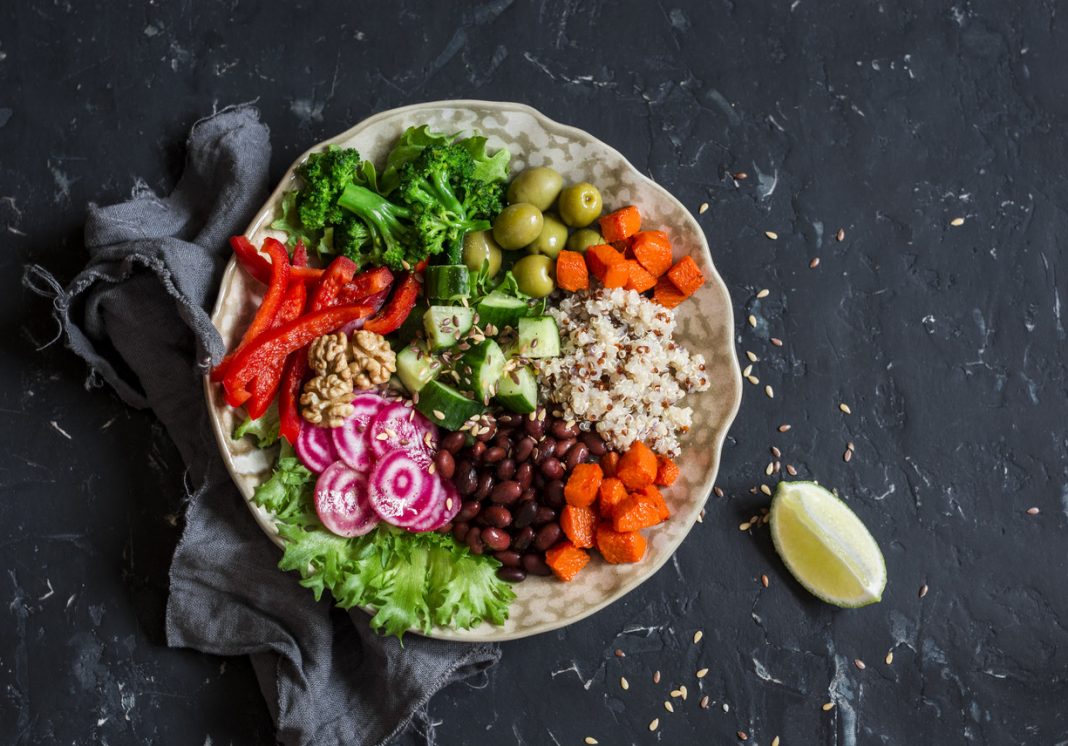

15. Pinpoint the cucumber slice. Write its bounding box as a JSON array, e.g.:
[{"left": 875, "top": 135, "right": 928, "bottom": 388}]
[
  {"left": 461, "top": 339, "right": 506, "bottom": 403},
  {"left": 496, "top": 365, "right": 538, "bottom": 414},
  {"left": 395, "top": 343, "right": 440, "bottom": 393},
  {"left": 514, "top": 316, "right": 560, "bottom": 358},
  {"left": 415, "top": 380, "right": 484, "bottom": 430},
  {"left": 423, "top": 306, "right": 474, "bottom": 350},
  {"left": 426, "top": 264, "right": 471, "bottom": 301},
  {"left": 475, "top": 291, "right": 530, "bottom": 330}
]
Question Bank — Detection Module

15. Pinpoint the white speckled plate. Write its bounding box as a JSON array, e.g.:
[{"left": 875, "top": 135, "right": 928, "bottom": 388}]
[{"left": 205, "top": 101, "right": 742, "bottom": 641}]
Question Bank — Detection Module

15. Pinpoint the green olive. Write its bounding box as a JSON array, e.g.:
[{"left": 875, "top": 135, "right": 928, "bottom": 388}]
[
  {"left": 493, "top": 203, "right": 544, "bottom": 250},
  {"left": 512, "top": 254, "right": 555, "bottom": 298},
  {"left": 526, "top": 214, "right": 569, "bottom": 259},
  {"left": 566, "top": 228, "right": 604, "bottom": 253},
  {"left": 462, "top": 230, "right": 503, "bottom": 278},
  {"left": 557, "top": 182, "right": 603, "bottom": 228},
  {"left": 507, "top": 167, "right": 564, "bottom": 211}
]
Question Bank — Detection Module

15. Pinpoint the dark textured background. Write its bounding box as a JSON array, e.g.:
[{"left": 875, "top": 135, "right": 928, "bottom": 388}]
[{"left": 3, "top": 1, "right": 1067, "bottom": 744}]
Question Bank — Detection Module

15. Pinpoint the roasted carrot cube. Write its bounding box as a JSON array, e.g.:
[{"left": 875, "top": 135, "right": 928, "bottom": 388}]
[
  {"left": 545, "top": 541, "right": 590, "bottom": 581},
  {"left": 666, "top": 255, "right": 705, "bottom": 296},
  {"left": 616, "top": 441, "right": 658, "bottom": 490},
  {"left": 631, "top": 230, "right": 673, "bottom": 277},
  {"left": 599, "top": 205, "right": 642, "bottom": 242},
  {"left": 555, "top": 250, "right": 589, "bottom": 292},
  {"left": 565, "top": 463, "right": 604, "bottom": 508},
  {"left": 560, "top": 504, "right": 598, "bottom": 548},
  {"left": 625, "top": 261, "right": 657, "bottom": 293},
  {"left": 598, "top": 477, "right": 628, "bottom": 519},
  {"left": 596, "top": 525, "right": 647, "bottom": 564},
  {"left": 653, "top": 275, "right": 688, "bottom": 309},
  {"left": 585, "top": 244, "right": 625, "bottom": 282},
  {"left": 641, "top": 484, "right": 671, "bottom": 521},
  {"left": 612, "top": 493, "right": 663, "bottom": 532},
  {"left": 600, "top": 452, "right": 620, "bottom": 478},
  {"left": 654, "top": 455, "right": 679, "bottom": 486},
  {"left": 603, "top": 261, "right": 630, "bottom": 288}
]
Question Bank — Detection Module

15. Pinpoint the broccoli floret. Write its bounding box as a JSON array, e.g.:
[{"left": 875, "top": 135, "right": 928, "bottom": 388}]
[
  {"left": 296, "top": 147, "right": 362, "bottom": 231},
  {"left": 337, "top": 184, "right": 421, "bottom": 270}
]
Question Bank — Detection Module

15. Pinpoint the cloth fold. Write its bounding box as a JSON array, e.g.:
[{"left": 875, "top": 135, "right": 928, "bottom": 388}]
[{"left": 24, "top": 105, "right": 498, "bottom": 746}]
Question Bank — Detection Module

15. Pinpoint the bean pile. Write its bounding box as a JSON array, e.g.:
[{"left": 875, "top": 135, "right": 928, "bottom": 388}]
[{"left": 434, "top": 407, "right": 608, "bottom": 582}]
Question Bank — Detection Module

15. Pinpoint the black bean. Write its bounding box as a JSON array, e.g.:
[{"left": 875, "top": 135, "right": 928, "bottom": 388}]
[
  {"left": 481, "top": 526, "right": 511, "bottom": 552},
  {"left": 514, "top": 436, "right": 536, "bottom": 462},
  {"left": 497, "top": 566, "right": 527, "bottom": 583},
  {"left": 533, "top": 506, "right": 557, "bottom": 526},
  {"left": 532, "top": 473, "right": 546, "bottom": 490},
  {"left": 474, "top": 472, "right": 495, "bottom": 500},
  {"left": 552, "top": 420, "right": 580, "bottom": 439},
  {"left": 543, "top": 479, "right": 565, "bottom": 508},
  {"left": 434, "top": 450, "right": 456, "bottom": 480},
  {"left": 436, "top": 522, "right": 452, "bottom": 534},
  {"left": 524, "top": 416, "right": 545, "bottom": 437},
  {"left": 522, "top": 552, "right": 552, "bottom": 576},
  {"left": 458, "top": 500, "right": 481, "bottom": 522},
  {"left": 470, "top": 441, "right": 487, "bottom": 460},
  {"left": 580, "top": 431, "right": 607, "bottom": 457},
  {"left": 483, "top": 446, "right": 507, "bottom": 464},
  {"left": 553, "top": 438, "right": 576, "bottom": 459},
  {"left": 566, "top": 443, "right": 590, "bottom": 471},
  {"left": 490, "top": 480, "right": 522, "bottom": 505},
  {"left": 494, "top": 550, "right": 522, "bottom": 567},
  {"left": 452, "top": 521, "right": 470, "bottom": 543},
  {"left": 476, "top": 422, "right": 498, "bottom": 442},
  {"left": 492, "top": 432, "right": 511, "bottom": 450},
  {"left": 533, "top": 522, "right": 562, "bottom": 551},
  {"left": 496, "top": 458, "right": 516, "bottom": 481},
  {"left": 442, "top": 431, "right": 467, "bottom": 454},
  {"left": 520, "top": 487, "right": 537, "bottom": 503},
  {"left": 515, "top": 462, "right": 534, "bottom": 490},
  {"left": 512, "top": 526, "right": 535, "bottom": 551},
  {"left": 455, "top": 464, "right": 478, "bottom": 496},
  {"left": 466, "top": 527, "right": 484, "bottom": 554},
  {"left": 513, "top": 499, "right": 538, "bottom": 528},
  {"left": 540, "top": 458, "right": 564, "bottom": 480},
  {"left": 481, "top": 505, "right": 512, "bottom": 528},
  {"left": 537, "top": 438, "right": 556, "bottom": 463}
]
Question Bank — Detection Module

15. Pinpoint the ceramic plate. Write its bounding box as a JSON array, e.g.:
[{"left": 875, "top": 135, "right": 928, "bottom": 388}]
[{"left": 205, "top": 100, "right": 742, "bottom": 641}]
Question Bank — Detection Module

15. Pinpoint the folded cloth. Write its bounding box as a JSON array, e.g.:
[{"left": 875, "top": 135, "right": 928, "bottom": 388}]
[{"left": 23, "top": 105, "right": 499, "bottom": 746}]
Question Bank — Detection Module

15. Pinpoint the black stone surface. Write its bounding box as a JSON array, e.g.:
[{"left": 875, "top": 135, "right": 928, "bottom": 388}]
[{"left": 3, "top": 1, "right": 1067, "bottom": 744}]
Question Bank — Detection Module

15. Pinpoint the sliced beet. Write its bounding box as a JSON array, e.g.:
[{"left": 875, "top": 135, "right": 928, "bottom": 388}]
[
  {"left": 367, "top": 401, "right": 438, "bottom": 466},
  {"left": 314, "top": 461, "right": 379, "bottom": 537},
  {"left": 295, "top": 421, "right": 340, "bottom": 474},
  {"left": 368, "top": 450, "right": 440, "bottom": 528},
  {"left": 332, "top": 417, "right": 376, "bottom": 473},
  {"left": 406, "top": 476, "right": 462, "bottom": 533}
]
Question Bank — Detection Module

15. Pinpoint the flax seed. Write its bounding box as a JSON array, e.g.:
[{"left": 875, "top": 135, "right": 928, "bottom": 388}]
[
  {"left": 771, "top": 446, "right": 781, "bottom": 458},
  {"left": 1026, "top": 507, "right": 1040, "bottom": 515},
  {"left": 714, "top": 486, "right": 725, "bottom": 498},
  {"left": 700, "top": 695, "right": 710, "bottom": 709},
  {"left": 771, "top": 337, "right": 783, "bottom": 347},
  {"left": 739, "top": 521, "right": 752, "bottom": 531},
  {"left": 919, "top": 583, "right": 929, "bottom": 598},
  {"left": 743, "top": 364, "right": 753, "bottom": 377},
  {"left": 621, "top": 676, "right": 629, "bottom": 690},
  {"left": 699, "top": 202, "right": 709, "bottom": 214},
  {"left": 839, "top": 402, "right": 852, "bottom": 414},
  {"left": 765, "top": 385, "right": 774, "bottom": 399},
  {"left": 778, "top": 423, "right": 791, "bottom": 432},
  {"left": 756, "top": 288, "right": 770, "bottom": 299},
  {"left": 693, "top": 630, "right": 704, "bottom": 644},
  {"left": 761, "top": 574, "right": 769, "bottom": 588},
  {"left": 664, "top": 700, "right": 674, "bottom": 713},
  {"left": 809, "top": 257, "right": 821, "bottom": 268},
  {"left": 765, "top": 230, "right": 778, "bottom": 240},
  {"left": 772, "top": 738, "right": 781, "bottom": 746},
  {"left": 823, "top": 702, "right": 835, "bottom": 711},
  {"left": 585, "top": 738, "right": 598, "bottom": 745},
  {"left": 760, "top": 484, "right": 772, "bottom": 496},
  {"left": 836, "top": 228, "right": 845, "bottom": 241},
  {"left": 653, "top": 670, "right": 661, "bottom": 684},
  {"left": 950, "top": 217, "right": 965, "bottom": 226},
  {"left": 738, "top": 732, "right": 749, "bottom": 741},
  {"left": 746, "top": 350, "right": 759, "bottom": 362},
  {"left": 843, "top": 449, "right": 852, "bottom": 462},
  {"left": 649, "top": 718, "right": 659, "bottom": 732},
  {"left": 885, "top": 650, "right": 894, "bottom": 665},
  {"left": 786, "top": 464, "right": 798, "bottom": 476},
  {"left": 747, "top": 374, "right": 760, "bottom": 385},
  {"left": 614, "top": 648, "right": 625, "bottom": 658},
  {"left": 854, "top": 659, "right": 866, "bottom": 670},
  {"left": 735, "top": 171, "right": 749, "bottom": 180},
  {"left": 748, "top": 314, "right": 758, "bottom": 328},
  {"left": 697, "top": 668, "right": 709, "bottom": 679}
]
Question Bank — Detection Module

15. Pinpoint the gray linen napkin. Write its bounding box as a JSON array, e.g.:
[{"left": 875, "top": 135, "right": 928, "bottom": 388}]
[{"left": 23, "top": 104, "right": 499, "bottom": 746}]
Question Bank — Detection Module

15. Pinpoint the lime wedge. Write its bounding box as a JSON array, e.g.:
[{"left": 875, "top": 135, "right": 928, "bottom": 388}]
[{"left": 769, "top": 481, "right": 886, "bottom": 608}]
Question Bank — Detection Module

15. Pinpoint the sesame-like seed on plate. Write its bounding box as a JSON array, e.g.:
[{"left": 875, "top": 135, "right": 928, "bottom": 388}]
[
  {"left": 747, "top": 375, "right": 760, "bottom": 385},
  {"left": 809, "top": 257, "right": 821, "bottom": 268},
  {"left": 950, "top": 217, "right": 965, "bottom": 226},
  {"left": 693, "top": 630, "right": 703, "bottom": 644},
  {"left": 765, "top": 230, "right": 778, "bottom": 240},
  {"left": 585, "top": 738, "right": 598, "bottom": 745},
  {"left": 747, "top": 314, "right": 758, "bottom": 328},
  {"left": 1026, "top": 507, "right": 1040, "bottom": 515},
  {"left": 771, "top": 446, "right": 782, "bottom": 458},
  {"left": 765, "top": 385, "right": 775, "bottom": 398},
  {"left": 664, "top": 701, "right": 674, "bottom": 713},
  {"left": 761, "top": 574, "right": 769, "bottom": 588},
  {"left": 697, "top": 668, "right": 709, "bottom": 678},
  {"left": 648, "top": 718, "right": 659, "bottom": 732},
  {"left": 839, "top": 402, "right": 852, "bottom": 414},
  {"left": 680, "top": 685, "right": 688, "bottom": 700},
  {"left": 739, "top": 521, "right": 752, "bottom": 531},
  {"left": 700, "top": 695, "right": 711, "bottom": 709},
  {"left": 428, "top": 463, "right": 436, "bottom": 475},
  {"left": 620, "top": 676, "right": 629, "bottom": 690},
  {"left": 756, "top": 288, "right": 770, "bottom": 299},
  {"left": 699, "top": 202, "right": 709, "bottom": 214},
  {"left": 836, "top": 228, "right": 846, "bottom": 241},
  {"left": 919, "top": 583, "right": 929, "bottom": 598},
  {"left": 778, "top": 423, "right": 791, "bottom": 432},
  {"left": 445, "top": 497, "right": 453, "bottom": 510},
  {"left": 375, "top": 432, "right": 389, "bottom": 441},
  {"left": 697, "top": 511, "right": 704, "bottom": 523},
  {"left": 885, "top": 651, "right": 894, "bottom": 665},
  {"left": 749, "top": 514, "right": 759, "bottom": 524},
  {"left": 847, "top": 441, "right": 855, "bottom": 452},
  {"left": 760, "top": 484, "right": 773, "bottom": 496},
  {"left": 771, "top": 337, "right": 783, "bottom": 347},
  {"left": 746, "top": 350, "right": 759, "bottom": 362},
  {"left": 743, "top": 364, "right": 753, "bottom": 378},
  {"left": 614, "top": 648, "right": 625, "bottom": 658},
  {"left": 854, "top": 658, "right": 866, "bottom": 670},
  {"left": 735, "top": 171, "right": 748, "bottom": 180},
  {"left": 653, "top": 670, "right": 661, "bottom": 684},
  {"left": 823, "top": 702, "right": 835, "bottom": 711},
  {"left": 670, "top": 688, "right": 682, "bottom": 698},
  {"left": 843, "top": 449, "right": 852, "bottom": 463},
  {"left": 765, "top": 462, "right": 775, "bottom": 476},
  {"left": 738, "top": 732, "right": 749, "bottom": 741},
  {"left": 786, "top": 464, "right": 798, "bottom": 476},
  {"left": 714, "top": 486, "right": 725, "bottom": 497},
  {"left": 433, "top": 410, "right": 445, "bottom": 420},
  {"left": 772, "top": 737, "right": 781, "bottom": 746},
  {"left": 723, "top": 703, "right": 730, "bottom": 712}
]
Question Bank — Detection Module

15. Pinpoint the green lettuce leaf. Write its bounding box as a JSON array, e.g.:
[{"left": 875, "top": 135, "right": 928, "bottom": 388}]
[
  {"left": 270, "top": 190, "right": 320, "bottom": 250},
  {"left": 232, "top": 404, "right": 280, "bottom": 448},
  {"left": 379, "top": 125, "right": 455, "bottom": 194},
  {"left": 458, "top": 135, "right": 511, "bottom": 183}
]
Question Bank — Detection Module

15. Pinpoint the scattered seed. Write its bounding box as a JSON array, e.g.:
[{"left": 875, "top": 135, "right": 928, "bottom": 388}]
[
  {"left": 621, "top": 676, "right": 630, "bottom": 690},
  {"left": 735, "top": 171, "right": 748, "bottom": 180},
  {"left": 772, "top": 737, "right": 781, "bottom": 746},
  {"left": 433, "top": 410, "right": 446, "bottom": 421},
  {"left": 1026, "top": 507, "right": 1040, "bottom": 515},
  {"left": 756, "top": 288, "right": 770, "bottom": 299},
  {"left": 723, "top": 703, "right": 730, "bottom": 712},
  {"left": 739, "top": 522, "right": 752, "bottom": 531},
  {"left": 749, "top": 514, "right": 760, "bottom": 524},
  {"left": 765, "top": 230, "right": 779, "bottom": 240},
  {"left": 680, "top": 685, "right": 688, "bottom": 700},
  {"left": 786, "top": 464, "right": 798, "bottom": 476},
  {"left": 839, "top": 403, "right": 852, "bottom": 414},
  {"left": 770, "top": 337, "right": 783, "bottom": 347},
  {"left": 771, "top": 446, "right": 782, "bottom": 458},
  {"left": 919, "top": 583, "right": 929, "bottom": 598},
  {"left": 809, "top": 257, "right": 821, "bottom": 268},
  {"left": 585, "top": 738, "right": 599, "bottom": 745},
  {"left": 743, "top": 364, "right": 753, "bottom": 377},
  {"left": 843, "top": 449, "right": 853, "bottom": 463},
  {"left": 746, "top": 350, "right": 759, "bottom": 362},
  {"left": 697, "top": 668, "right": 709, "bottom": 679},
  {"left": 747, "top": 375, "right": 760, "bottom": 385},
  {"left": 823, "top": 702, "right": 835, "bottom": 711},
  {"left": 760, "top": 484, "right": 772, "bottom": 496},
  {"left": 747, "top": 314, "right": 758, "bottom": 328},
  {"left": 699, "top": 202, "right": 709, "bottom": 214},
  {"left": 714, "top": 486, "right": 725, "bottom": 498},
  {"left": 648, "top": 718, "right": 659, "bottom": 732},
  {"left": 765, "top": 385, "right": 774, "bottom": 399},
  {"left": 836, "top": 228, "right": 846, "bottom": 242},
  {"left": 700, "top": 695, "right": 711, "bottom": 709},
  {"left": 614, "top": 648, "right": 626, "bottom": 658},
  {"left": 885, "top": 650, "right": 894, "bottom": 665},
  {"left": 778, "top": 423, "right": 791, "bottom": 432},
  {"left": 950, "top": 217, "right": 965, "bottom": 226},
  {"left": 375, "top": 432, "right": 389, "bottom": 441},
  {"left": 847, "top": 441, "right": 855, "bottom": 452},
  {"left": 697, "top": 510, "right": 705, "bottom": 523},
  {"left": 664, "top": 701, "right": 674, "bottom": 713},
  {"left": 693, "top": 630, "right": 704, "bottom": 644},
  {"left": 854, "top": 658, "right": 866, "bottom": 670},
  {"left": 653, "top": 670, "right": 661, "bottom": 684},
  {"left": 761, "top": 574, "right": 769, "bottom": 588},
  {"left": 765, "top": 462, "right": 775, "bottom": 476},
  {"left": 738, "top": 732, "right": 749, "bottom": 742}
]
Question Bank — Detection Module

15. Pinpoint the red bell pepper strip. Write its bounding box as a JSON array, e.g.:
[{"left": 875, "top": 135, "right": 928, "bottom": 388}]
[
  {"left": 245, "top": 280, "right": 308, "bottom": 419},
  {"left": 278, "top": 353, "right": 305, "bottom": 444},
  {"left": 230, "top": 236, "right": 324, "bottom": 284},
  {"left": 221, "top": 304, "right": 373, "bottom": 406},
  {"left": 292, "top": 239, "right": 309, "bottom": 268},
  {"left": 335, "top": 266, "right": 394, "bottom": 307},
  {"left": 309, "top": 256, "right": 358, "bottom": 310},
  {"left": 211, "top": 240, "right": 290, "bottom": 383},
  {"left": 362, "top": 272, "right": 422, "bottom": 335}
]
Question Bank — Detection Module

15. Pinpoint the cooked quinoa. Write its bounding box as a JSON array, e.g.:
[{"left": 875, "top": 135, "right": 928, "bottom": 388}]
[{"left": 537, "top": 288, "right": 711, "bottom": 456}]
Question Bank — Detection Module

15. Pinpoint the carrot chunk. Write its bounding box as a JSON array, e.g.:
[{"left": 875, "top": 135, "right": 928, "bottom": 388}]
[
  {"left": 598, "top": 477, "right": 628, "bottom": 518},
  {"left": 596, "top": 525, "right": 648, "bottom": 564},
  {"left": 603, "top": 261, "right": 630, "bottom": 288},
  {"left": 600, "top": 452, "right": 620, "bottom": 478},
  {"left": 631, "top": 230, "right": 673, "bottom": 277},
  {"left": 545, "top": 541, "right": 590, "bottom": 581},
  {"left": 666, "top": 255, "right": 706, "bottom": 297},
  {"left": 599, "top": 205, "right": 642, "bottom": 242},
  {"left": 564, "top": 463, "right": 604, "bottom": 508},
  {"left": 555, "top": 250, "right": 589, "bottom": 292},
  {"left": 585, "top": 244, "right": 625, "bottom": 282},
  {"left": 560, "top": 504, "right": 598, "bottom": 549},
  {"left": 641, "top": 484, "right": 671, "bottom": 521},
  {"left": 625, "top": 261, "right": 657, "bottom": 293},
  {"left": 612, "top": 493, "right": 662, "bottom": 532},
  {"left": 616, "top": 441, "right": 658, "bottom": 490},
  {"left": 653, "top": 275, "right": 689, "bottom": 309},
  {"left": 654, "top": 455, "right": 679, "bottom": 486}
]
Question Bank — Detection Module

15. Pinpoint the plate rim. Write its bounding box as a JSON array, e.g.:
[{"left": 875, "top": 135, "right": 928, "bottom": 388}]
[{"left": 204, "top": 99, "right": 743, "bottom": 642}]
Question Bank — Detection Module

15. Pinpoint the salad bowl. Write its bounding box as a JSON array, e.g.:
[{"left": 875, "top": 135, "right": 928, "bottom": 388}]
[{"left": 205, "top": 100, "right": 742, "bottom": 641}]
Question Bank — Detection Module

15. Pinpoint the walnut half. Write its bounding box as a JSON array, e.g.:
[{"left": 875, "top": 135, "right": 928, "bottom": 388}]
[
  {"left": 349, "top": 331, "right": 396, "bottom": 390},
  {"left": 308, "top": 332, "right": 350, "bottom": 377},
  {"left": 300, "top": 373, "right": 355, "bottom": 428}
]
